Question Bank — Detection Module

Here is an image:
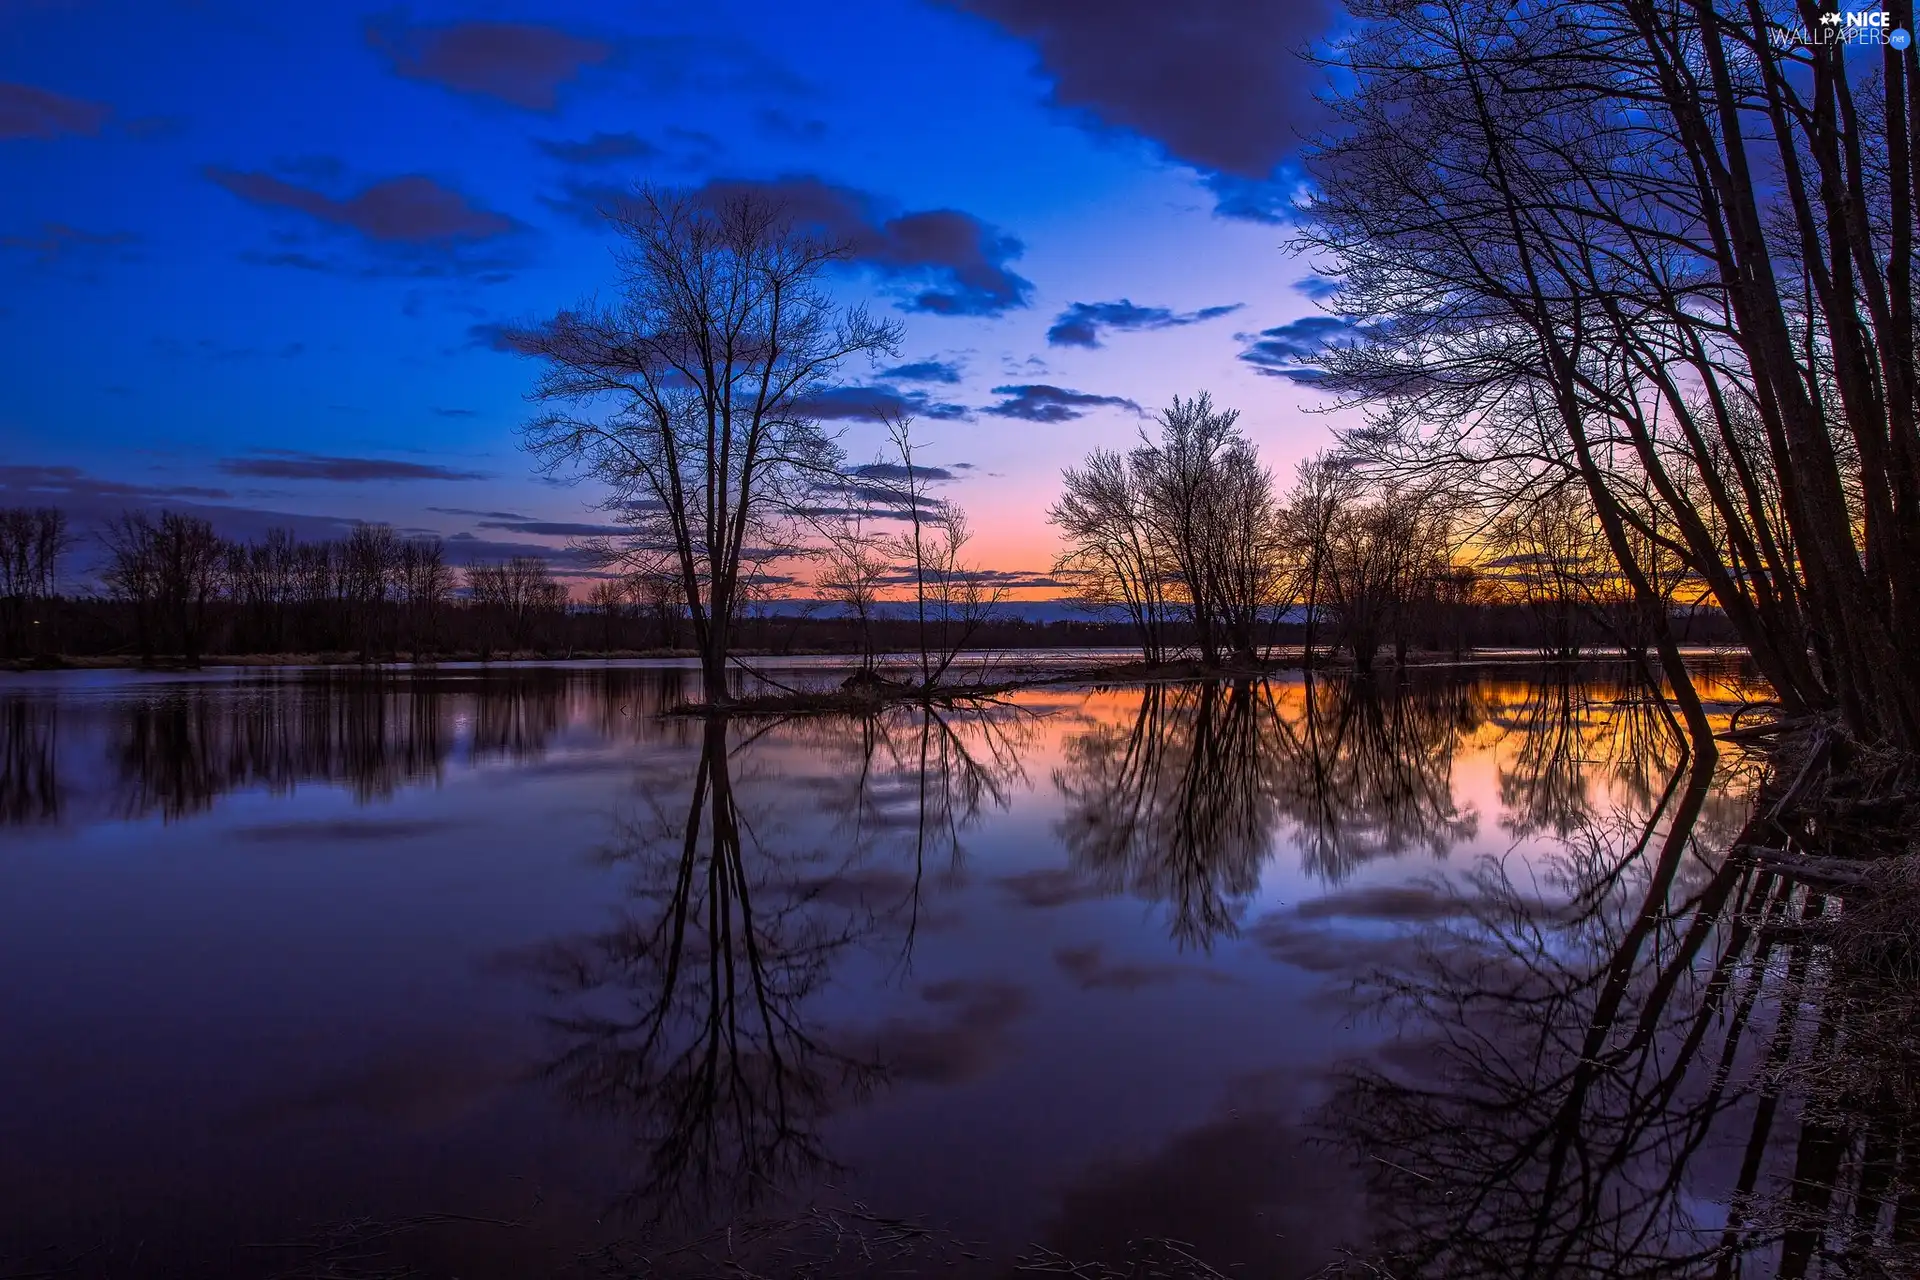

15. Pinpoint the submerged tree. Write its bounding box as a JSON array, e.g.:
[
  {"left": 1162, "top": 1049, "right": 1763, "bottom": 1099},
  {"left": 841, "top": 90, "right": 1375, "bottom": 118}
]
[
  {"left": 1050, "top": 447, "right": 1170, "bottom": 662},
  {"left": 517, "top": 186, "right": 901, "bottom": 702},
  {"left": 1051, "top": 392, "right": 1285, "bottom": 665}
]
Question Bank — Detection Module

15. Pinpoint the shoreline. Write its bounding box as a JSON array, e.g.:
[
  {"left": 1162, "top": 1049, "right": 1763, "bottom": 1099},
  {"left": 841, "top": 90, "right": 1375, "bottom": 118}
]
[{"left": 1, "top": 644, "right": 1750, "bottom": 677}]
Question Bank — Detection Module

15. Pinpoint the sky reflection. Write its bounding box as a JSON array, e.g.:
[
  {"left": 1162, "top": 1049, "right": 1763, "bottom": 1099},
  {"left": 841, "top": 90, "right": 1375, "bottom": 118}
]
[{"left": 0, "top": 662, "right": 1780, "bottom": 1277}]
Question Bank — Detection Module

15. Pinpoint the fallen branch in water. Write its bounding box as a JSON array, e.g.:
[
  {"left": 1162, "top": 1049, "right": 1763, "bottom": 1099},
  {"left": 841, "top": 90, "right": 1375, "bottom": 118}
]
[{"left": 1734, "top": 844, "right": 1874, "bottom": 889}]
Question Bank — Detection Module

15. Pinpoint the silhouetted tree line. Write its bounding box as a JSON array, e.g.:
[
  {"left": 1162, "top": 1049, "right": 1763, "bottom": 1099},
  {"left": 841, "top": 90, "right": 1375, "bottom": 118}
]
[
  {"left": 0, "top": 506, "right": 71, "bottom": 660},
  {"left": 96, "top": 513, "right": 574, "bottom": 664},
  {"left": 0, "top": 508, "right": 603, "bottom": 664},
  {"left": 1051, "top": 401, "right": 1731, "bottom": 672},
  {"left": 1, "top": 502, "right": 1738, "bottom": 666}
]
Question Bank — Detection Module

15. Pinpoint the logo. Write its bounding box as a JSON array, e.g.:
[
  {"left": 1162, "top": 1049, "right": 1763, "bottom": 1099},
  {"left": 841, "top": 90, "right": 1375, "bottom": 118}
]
[{"left": 1778, "top": 7, "right": 1910, "bottom": 46}]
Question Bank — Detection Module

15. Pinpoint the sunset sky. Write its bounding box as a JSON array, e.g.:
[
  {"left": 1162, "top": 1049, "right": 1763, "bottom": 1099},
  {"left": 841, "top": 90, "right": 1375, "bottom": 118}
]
[{"left": 0, "top": 0, "right": 1355, "bottom": 596}]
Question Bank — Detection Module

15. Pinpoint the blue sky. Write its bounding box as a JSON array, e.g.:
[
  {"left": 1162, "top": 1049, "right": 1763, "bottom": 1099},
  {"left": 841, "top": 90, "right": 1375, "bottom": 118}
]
[{"left": 0, "top": 0, "right": 1351, "bottom": 586}]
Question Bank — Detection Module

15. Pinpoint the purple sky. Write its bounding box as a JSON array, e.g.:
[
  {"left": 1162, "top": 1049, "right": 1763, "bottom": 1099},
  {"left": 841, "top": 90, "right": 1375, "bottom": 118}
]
[{"left": 1, "top": 0, "right": 1355, "bottom": 588}]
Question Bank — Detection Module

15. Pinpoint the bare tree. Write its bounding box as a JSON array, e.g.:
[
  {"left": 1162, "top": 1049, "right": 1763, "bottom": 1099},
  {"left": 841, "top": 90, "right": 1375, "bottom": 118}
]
[
  {"left": 102, "top": 511, "right": 222, "bottom": 666},
  {"left": 628, "top": 569, "right": 683, "bottom": 651},
  {"left": 466, "top": 555, "right": 563, "bottom": 656},
  {"left": 0, "top": 507, "right": 69, "bottom": 659},
  {"left": 811, "top": 491, "right": 893, "bottom": 675},
  {"left": 102, "top": 512, "right": 161, "bottom": 664},
  {"left": 585, "top": 578, "right": 627, "bottom": 651},
  {"left": 1051, "top": 392, "right": 1286, "bottom": 667},
  {"left": 341, "top": 522, "right": 399, "bottom": 660},
  {"left": 1487, "top": 486, "right": 1610, "bottom": 661},
  {"left": 154, "top": 512, "right": 223, "bottom": 666},
  {"left": 1281, "top": 453, "right": 1361, "bottom": 669},
  {"left": 518, "top": 186, "right": 901, "bottom": 703},
  {"left": 1050, "top": 446, "right": 1170, "bottom": 662},
  {"left": 1296, "top": 0, "right": 1920, "bottom": 748},
  {"left": 1131, "top": 392, "right": 1244, "bottom": 665},
  {"left": 880, "top": 417, "right": 1004, "bottom": 687},
  {"left": 395, "top": 536, "right": 452, "bottom": 661},
  {"left": 1318, "top": 485, "right": 1454, "bottom": 673}
]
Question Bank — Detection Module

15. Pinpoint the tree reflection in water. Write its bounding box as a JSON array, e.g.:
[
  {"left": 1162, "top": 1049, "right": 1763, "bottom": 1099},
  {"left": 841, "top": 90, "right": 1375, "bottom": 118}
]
[
  {"left": 1315, "top": 744, "right": 1920, "bottom": 1279},
  {"left": 1055, "top": 680, "right": 1282, "bottom": 948},
  {"left": 1488, "top": 675, "right": 1692, "bottom": 840},
  {"left": 55, "top": 667, "right": 690, "bottom": 821},
  {"left": 1054, "top": 674, "right": 1483, "bottom": 947},
  {"left": 1271, "top": 673, "right": 1481, "bottom": 880},
  {"left": 519, "top": 705, "right": 1030, "bottom": 1225},
  {"left": 0, "top": 695, "right": 60, "bottom": 825}
]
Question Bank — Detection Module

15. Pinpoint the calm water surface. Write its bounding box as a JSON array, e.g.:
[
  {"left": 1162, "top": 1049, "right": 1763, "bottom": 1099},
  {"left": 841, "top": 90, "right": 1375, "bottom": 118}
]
[{"left": 0, "top": 662, "right": 1817, "bottom": 1277}]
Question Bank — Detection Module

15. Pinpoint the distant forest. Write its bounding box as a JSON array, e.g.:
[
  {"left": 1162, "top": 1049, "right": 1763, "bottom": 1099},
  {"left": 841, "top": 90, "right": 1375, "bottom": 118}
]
[{"left": 0, "top": 502, "right": 1736, "bottom": 666}]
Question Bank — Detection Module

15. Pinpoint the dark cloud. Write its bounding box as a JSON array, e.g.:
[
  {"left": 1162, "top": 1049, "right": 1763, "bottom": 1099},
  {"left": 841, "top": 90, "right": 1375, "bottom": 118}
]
[
  {"left": 796, "top": 384, "right": 916, "bottom": 421},
  {"left": 0, "top": 80, "right": 109, "bottom": 139},
  {"left": 1236, "top": 316, "right": 1359, "bottom": 384},
  {"left": 997, "top": 867, "right": 1108, "bottom": 908},
  {"left": 0, "top": 222, "right": 137, "bottom": 268},
  {"left": 243, "top": 243, "right": 522, "bottom": 283},
  {"left": 879, "top": 359, "right": 963, "bottom": 384},
  {"left": 466, "top": 321, "right": 544, "bottom": 354},
  {"left": 365, "top": 18, "right": 612, "bottom": 111},
  {"left": 970, "top": 569, "right": 1069, "bottom": 588},
  {"left": 943, "top": 0, "right": 1336, "bottom": 216},
  {"left": 218, "top": 452, "right": 488, "bottom": 482},
  {"left": 428, "top": 505, "right": 533, "bottom": 522},
  {"left": 756, "top": 107, "right": 826, "bottom": 143},
  {"left": 442, "top": 531, "right": 603, "bottom": 568},
  {"left": 796, "top": 384, "right": 972, "bottom": 422},
  {"left": 984, "top": 383, "right": 1141, "bottom": 422},
  {"left": 1202, "top": 171, "right": 1296, "bottom": 224},
  {"left": 431, "top": 406, "right": 477, "bottom": 418},
  {"left": 475, "top": 519, "right": 628, "bottom": 537},
  {"left": 539, "top": 179, "right": 628, "bottom": 228},
  {"left": 0, "top": 465, "right": 357, "bottom": 561},
  {"left": 1046, "top": 299, "right": 1241, "bottom": 348},
  {"left": 0, "top": 464, "right": 230, "bottom": 505},
  {"left": 536, "top": 130, "right": 656, "bottom": 165},
  {"left": 870, "top": 566, "right": 1062, "bottom": 589},
  {"left": 1293, "top": 274, "right": 1342, "bottom": 301},
  {"left": 692, "top": 176, "right": 1032, "bottom": 316},
  {"left": 208, "top": 168, "right": 516, "bottom": 244},
  {"left": 1054, "top": 943, "right": 1235, "bottom": 992},
  {"left": 846, "top": 462, "right": 958, "bottom": 483}
]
